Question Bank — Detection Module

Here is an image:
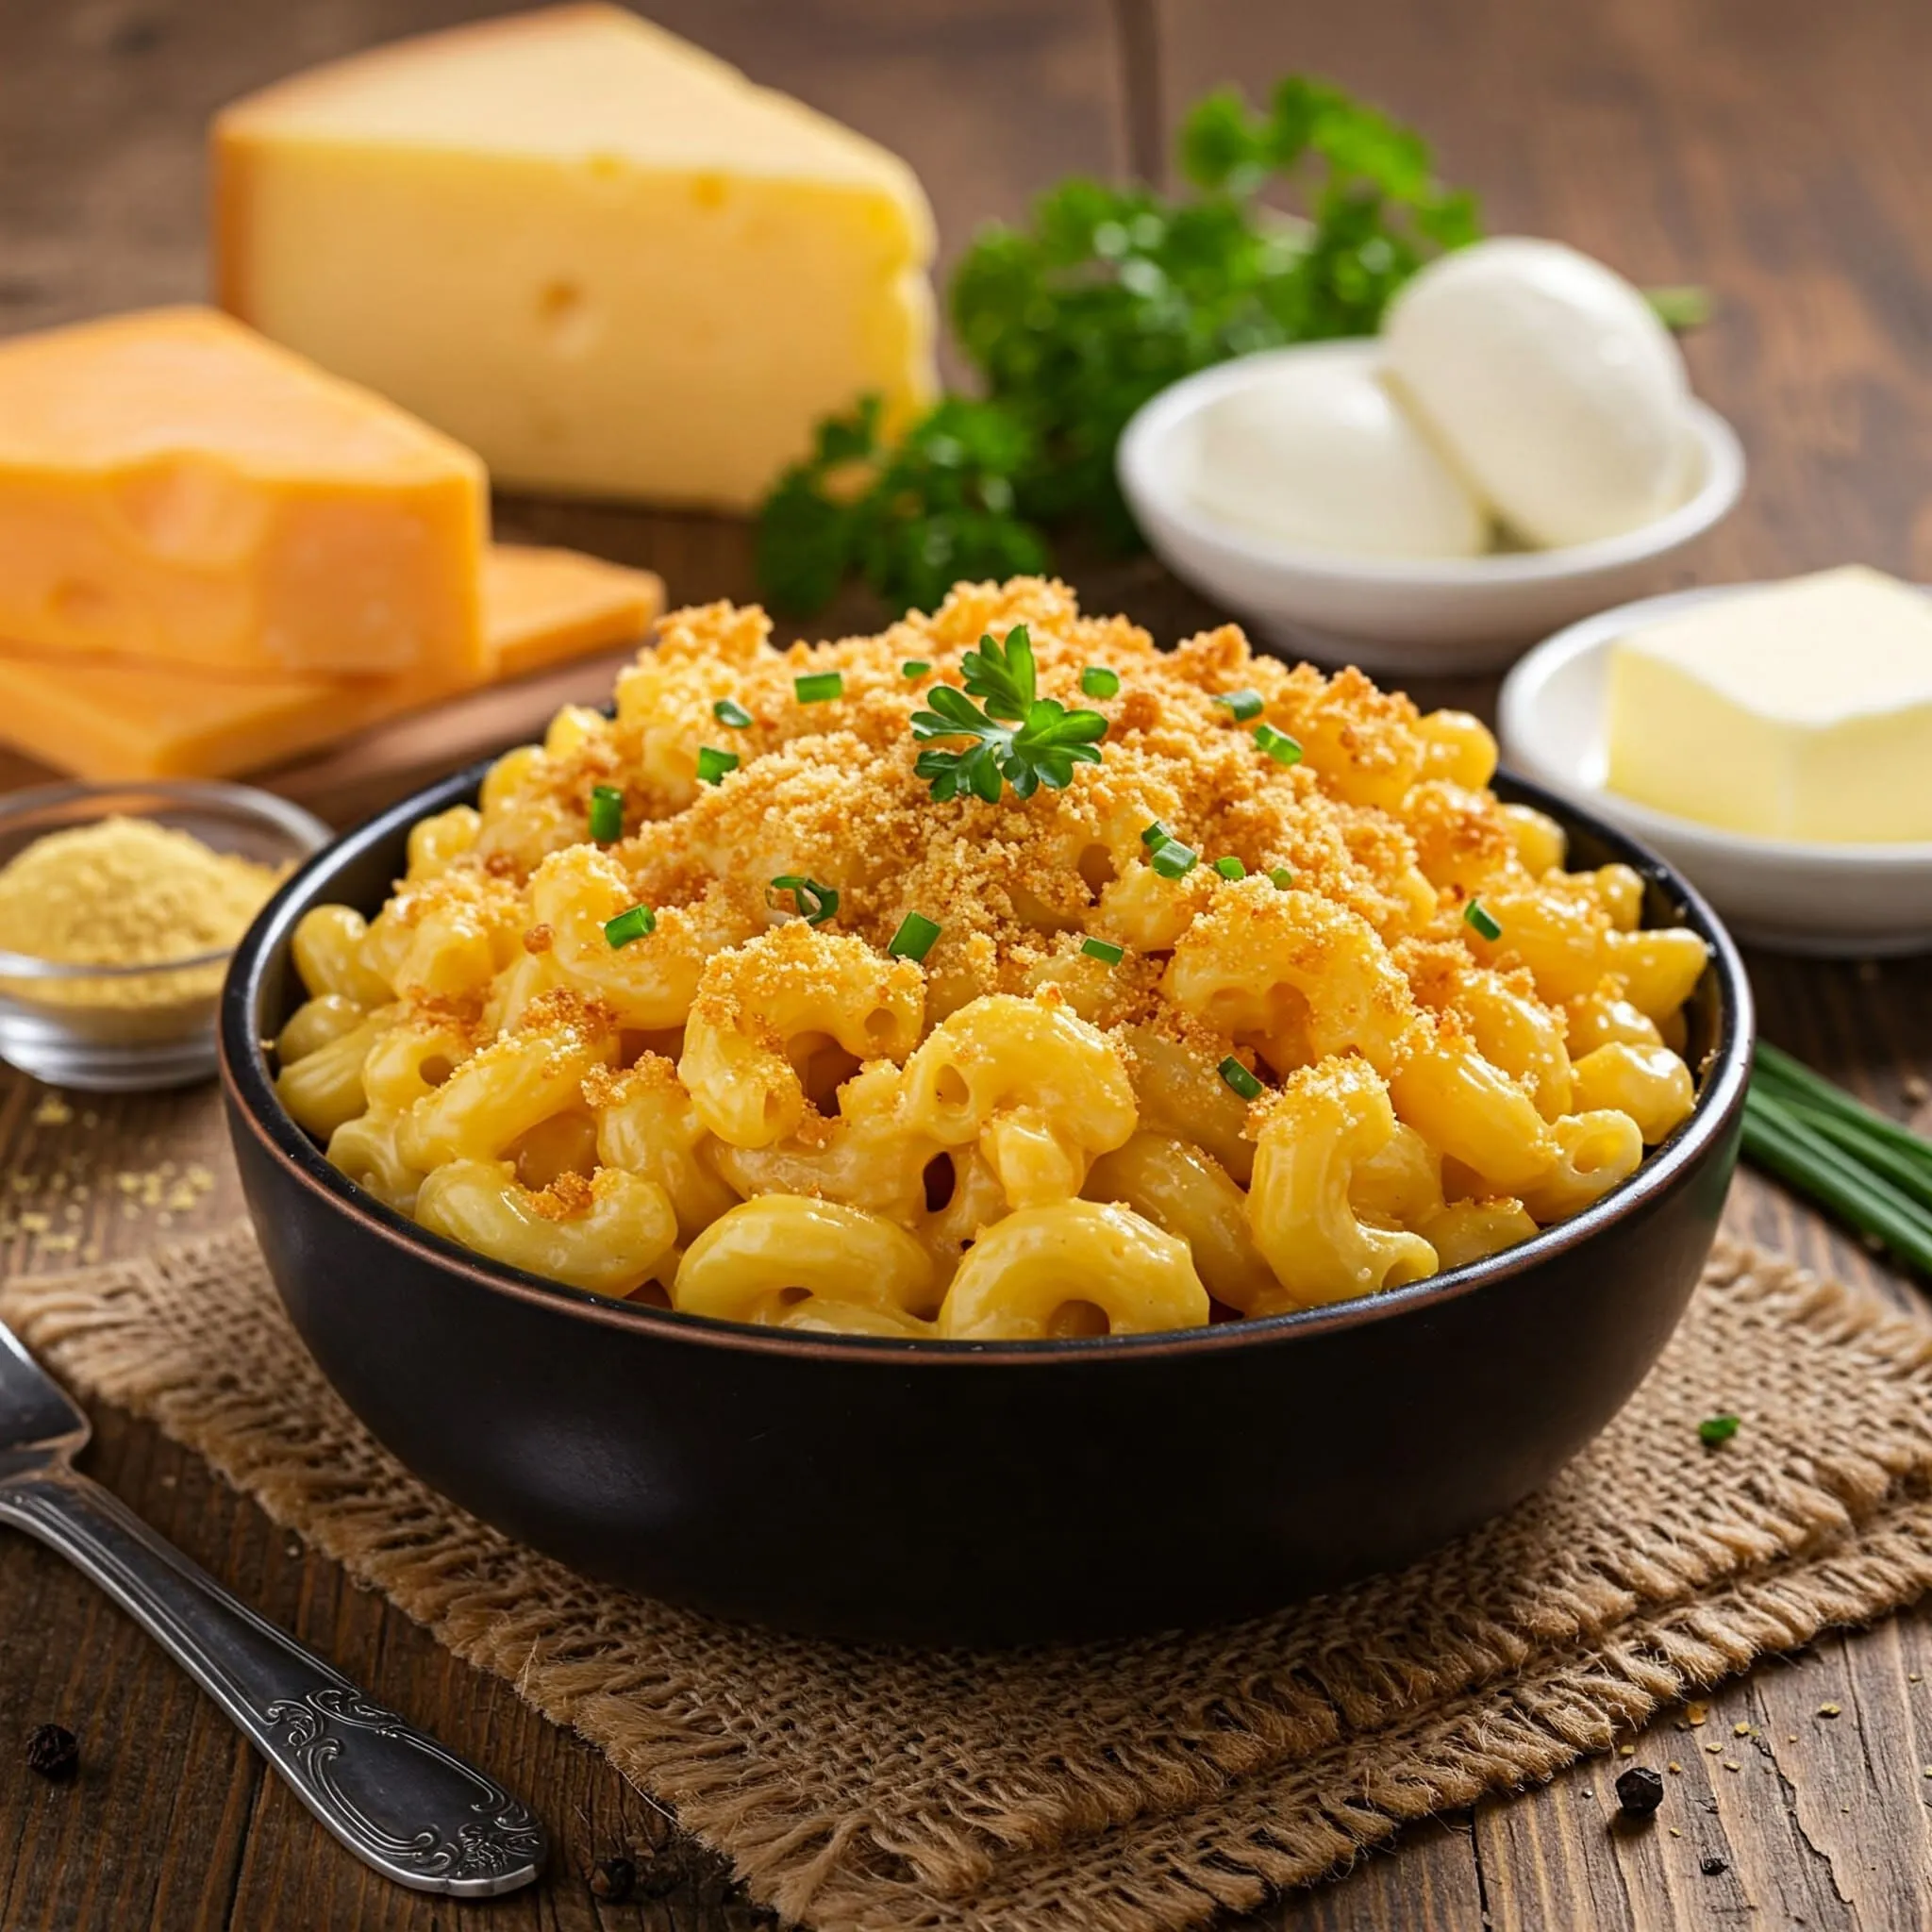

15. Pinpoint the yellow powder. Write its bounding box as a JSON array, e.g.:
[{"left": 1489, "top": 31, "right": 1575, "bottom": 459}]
[{"left": 0, "top": 815, "right": 283, "bottom": 1014}]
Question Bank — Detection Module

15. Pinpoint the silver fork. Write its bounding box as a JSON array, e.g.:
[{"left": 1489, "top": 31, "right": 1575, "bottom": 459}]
[{"left": 0, "top": 1317, "right": 545, "bottom": 1897}]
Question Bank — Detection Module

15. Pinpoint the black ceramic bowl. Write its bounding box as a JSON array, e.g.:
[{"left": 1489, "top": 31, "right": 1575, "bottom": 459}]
[{"left": 221, "top": 765, "right": 1751, "bottom": 1645}]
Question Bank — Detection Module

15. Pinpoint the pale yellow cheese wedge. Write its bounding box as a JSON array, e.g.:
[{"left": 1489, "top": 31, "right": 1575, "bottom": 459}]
[
  {"left": 0, "top": 543, "right": 659, "bottom": 781},
  {"left": 0, "top": 308, "right": 490, "bottom": 680},
  {"left": 1607, "top": 565, "right": 1932, "bottom": 841},
  {"left": 213, "top": 5, "right": 937, "bottom": 511}
]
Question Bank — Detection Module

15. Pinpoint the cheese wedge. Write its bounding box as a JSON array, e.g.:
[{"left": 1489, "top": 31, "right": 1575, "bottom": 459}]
[
  {"left": 1607, "top": 566, "right": 1932, "bottom": 842},
  {"left": 213, "top": 5, "right": 937, "bottom": 511},
  {"left": 0, "top": 308, "right": 490, "bottom": 680},
  {"left": 0, "top": 543, "right": 659, "bottom": 782}
]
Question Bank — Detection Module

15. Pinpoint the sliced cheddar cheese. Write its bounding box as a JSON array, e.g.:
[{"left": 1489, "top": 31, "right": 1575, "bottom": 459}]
[
  {"left": 0, "top": 307, "right": 490, "bottom": 681},
  {"left": 485, "top": 543, "right": 662, "bottom": 677},
  {"left": 0, "top": 543, "right": 659, "bottom": 782},
  {"left": 213, "top": 5, "right": 937, "bottom": 511}
]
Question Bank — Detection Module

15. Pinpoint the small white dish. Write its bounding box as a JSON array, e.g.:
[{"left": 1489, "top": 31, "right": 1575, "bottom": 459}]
[
  {"left": 1116, "top": 341, "right": 1745, "bottom": 676},
  {"left": 1499, "top": 584, "right": 1932, "bottom": 957}
]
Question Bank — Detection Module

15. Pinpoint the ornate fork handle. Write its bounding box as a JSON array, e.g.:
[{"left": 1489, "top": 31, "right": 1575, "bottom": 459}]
[{"left": 0, "top": 1464, "right": 544, "bottom": 1897}]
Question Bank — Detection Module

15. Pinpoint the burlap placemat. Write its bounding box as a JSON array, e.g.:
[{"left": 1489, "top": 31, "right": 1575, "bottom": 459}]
[{"left": 4, "top": 1228, "right": 1930, "bottom": 1931}]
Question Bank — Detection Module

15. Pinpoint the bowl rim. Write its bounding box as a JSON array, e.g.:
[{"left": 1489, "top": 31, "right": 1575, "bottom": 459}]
[
  {"left": 1499, "top": 582, "right": 1932, "bottom": 869},
  {"left": 220, "top": 761, "right": 1753, "bottom": 1365},
  {"left": 1115, "top": 339, "right": 1746, "bottom": 591},
  {"left": 0, "top": 779, "right": 333, "bottom": 980}
]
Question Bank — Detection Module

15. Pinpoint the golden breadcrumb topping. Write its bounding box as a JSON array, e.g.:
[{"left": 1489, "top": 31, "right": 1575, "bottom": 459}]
[{"left": 425, "top": 576, "right": 1531, "bottom": 1049}]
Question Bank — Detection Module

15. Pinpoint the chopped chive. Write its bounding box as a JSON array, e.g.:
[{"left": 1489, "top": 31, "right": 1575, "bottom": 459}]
[
  {"left": 1081, "top": 937, "right": 1124, "bottom": 966},
  {"left": 1140, "top": 820, "right": 1173, "bottom": 848},
  {"left": 604, "top": 904, "right": 656, "bottom": 948},
  {"left": 1464, "top": 898, "right": 1503, "bottom": 941},
  {"left": 1219, "top": 1056, "right": 1264, "bottom": 1102},
  {"left": 1215, "top": 689, "right": 1264, "bottom": 723},
  {"left": 587, "top": 784, "right": 624, "bottom": 843},
  {"left": 1149, "top": 837, "right": 1198, "bottom": 881},
  {"left": 794, "top": 671, "right": 843, "bottom": 703},
  {"left": 1254, "top": 724, "right": 1304, "bottom": 767},
  {"left": 901, "top": 659, "right": 931, "bottom": 678},
  {"left": 1212, "top": 856, "right": 1246, "bottom": 881},
  {"left": 695, "top": 745, "right": 739, "bottom": 785},
  {"left": 1268, "top": 866, "right": 1293, "bottom": 890},
  {"left": 769, "top": 874, "right": 840, "bottom": 926},
  {"left": 888, "top": 912, "right": 941, "bottom": 961},
  {"left": 1698, "top": 1413, "right": 1740, "bottom": 1446},
  {"left": 712, "top": 697, "right": 753, "bottom": 729},
  {"left": 1081, "top": 665, "right": 1120, "bottom": 698}
]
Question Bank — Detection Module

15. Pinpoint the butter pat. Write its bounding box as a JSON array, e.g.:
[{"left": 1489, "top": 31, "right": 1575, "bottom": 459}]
[
  {"left": 0, "top": 308, "right": 489, "bottom": 679},
  {"left": 214, "top": 5, "right": 937, "bottom": 511},
  {"left": 1607, "top": 566, "right": 1932, "bottom": 841},
  {"left": 0, "top": 541, "right": 658, "bottom": 782}
]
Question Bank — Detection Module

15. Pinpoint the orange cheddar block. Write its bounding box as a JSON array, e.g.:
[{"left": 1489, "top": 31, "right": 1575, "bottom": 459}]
[
  {"left": 0, "top": 542, "right": 659, "bottom": 782},
  {"left": 484, "top": 544, "right": 661, "bottom": 677},
  {"left": 0, "top": 307, "right": 490, "bottom": 680}
]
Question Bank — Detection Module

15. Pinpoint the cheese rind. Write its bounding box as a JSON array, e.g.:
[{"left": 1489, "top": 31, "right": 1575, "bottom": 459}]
[
  {"left": 213, "top": 5, "right": 937, "bottom": 512},
  {"left": 0, "top": 542, "right": 659, "bottom": 782},
  {"left": 1606, "top": 566, "right": 1932, "bottom": 842},
  {"left": 0, "top": 308, "right": 490, "bottom": 679}
]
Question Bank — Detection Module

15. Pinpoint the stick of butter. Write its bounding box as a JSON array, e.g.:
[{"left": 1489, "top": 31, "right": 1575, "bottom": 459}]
[
  {"left": 213, "top": 5, "right": 937, "bottom": 513},
  {"left": 1607, "top": 565, "right": 1932, "bottom": 842}
]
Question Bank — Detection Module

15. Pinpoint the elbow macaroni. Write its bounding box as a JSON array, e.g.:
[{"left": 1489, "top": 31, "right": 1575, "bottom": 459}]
[{"left": 276, "top": 578, "right": 1707, "bottom": 1338}]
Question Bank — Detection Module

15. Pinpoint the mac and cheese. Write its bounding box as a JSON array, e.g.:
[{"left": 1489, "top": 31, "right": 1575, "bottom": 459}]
[{"left": 277, "top": 577, "right": 1706, "bottom": 1341}]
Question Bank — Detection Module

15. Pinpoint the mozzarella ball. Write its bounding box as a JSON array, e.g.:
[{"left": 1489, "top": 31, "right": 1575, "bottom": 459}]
[
  {"left": 1383, "top": 237, "right": 1693, "bottom": 549},
  {"left": 1187, "top": 355, "right": 1488, "bottom": 559}
]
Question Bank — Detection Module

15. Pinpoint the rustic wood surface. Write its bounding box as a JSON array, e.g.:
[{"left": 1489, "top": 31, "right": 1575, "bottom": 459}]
[{"left": 2, "top": 0, "right": 1931, "bottom": 1925}]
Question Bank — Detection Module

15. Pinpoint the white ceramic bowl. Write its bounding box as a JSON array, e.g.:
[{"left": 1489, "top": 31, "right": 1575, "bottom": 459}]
[
  {"left": 1116, "top": 341, "right": 1745, "bottom": 676},
  {"left": 1499, "top": 584, "right": 1932, "bottom": 958}
]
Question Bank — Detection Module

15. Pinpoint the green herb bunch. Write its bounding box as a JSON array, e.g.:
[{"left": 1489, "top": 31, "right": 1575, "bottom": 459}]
[{"left": 756, "top": 76, "right": 1479, "bottom": 617}]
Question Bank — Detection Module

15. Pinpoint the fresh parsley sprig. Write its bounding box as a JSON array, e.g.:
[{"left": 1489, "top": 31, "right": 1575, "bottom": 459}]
[
  {"left": 758, "top": 75, "right": 1481, "bottom": 615},
  {"left": 909, "top": 625, "right": 1108, "bottom": 803}
]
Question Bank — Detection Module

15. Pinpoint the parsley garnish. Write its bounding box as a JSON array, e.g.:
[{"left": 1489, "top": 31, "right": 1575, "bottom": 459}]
[
  {"left": 909, "top": 625, "right": 1108, "bottom": 803},
  {"left": 1698, "top": 1413, "right": 1740, "bottom": 1447},
  {"left": 756, "top": 78, "right": 1479, "bottom": 615}
]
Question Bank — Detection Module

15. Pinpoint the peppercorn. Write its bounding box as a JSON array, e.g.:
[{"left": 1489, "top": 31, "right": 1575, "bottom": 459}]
[
  {"left": 588, "top": 1856, "right": 636, "bottom": 1903},
  {"left": 1614, "top": 1765, "right": 1665, "bottom": 1819},
  {"left": 1701, "top": 1854, "right": 1727, "bottom": 1876},
  {"left": 25, "top": 1724, "right": 77, "bottom": 1781}
]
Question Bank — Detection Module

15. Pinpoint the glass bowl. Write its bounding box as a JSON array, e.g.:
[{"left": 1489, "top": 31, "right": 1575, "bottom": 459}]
[{"left": 0, "top": 781, "right": 331, "bottom": 1091}]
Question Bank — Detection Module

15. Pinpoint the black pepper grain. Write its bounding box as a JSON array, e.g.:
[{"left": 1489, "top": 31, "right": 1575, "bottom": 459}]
[
  {"left": 1700, "top": 1854, "right": 1727, "bottom": 1876},
  {"left": 1615, "top": 1765, "right": 1665, "bottom": 1818},
  {"left": 588, "top": 1856, "right": 636, "bottom": 1903},
  {"left": 25, "top": 1724, "right": 77, "bottom": 1781}
]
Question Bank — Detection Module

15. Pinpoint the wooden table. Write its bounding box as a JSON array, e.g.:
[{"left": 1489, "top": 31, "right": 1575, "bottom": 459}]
[{"left": 5, "top": 0, "right": 1932, "bottom": 1924}]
